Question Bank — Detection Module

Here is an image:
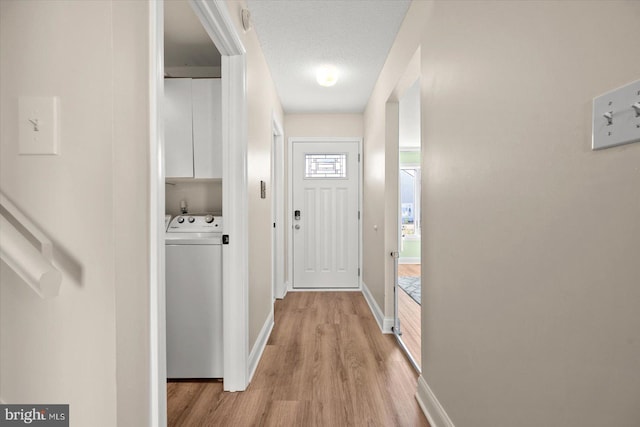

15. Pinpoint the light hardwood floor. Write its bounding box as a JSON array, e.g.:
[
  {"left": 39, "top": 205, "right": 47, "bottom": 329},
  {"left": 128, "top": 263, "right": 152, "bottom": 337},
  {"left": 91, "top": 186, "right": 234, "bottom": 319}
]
[
  {"left": 398, "top": 263, "right": 420, "bottom": 278},
  {"left": 168, "top": 292, "right": 429, "bottom": 426},
  {"left": 397, "top": 264, "right": 422, "bottom": 368}
]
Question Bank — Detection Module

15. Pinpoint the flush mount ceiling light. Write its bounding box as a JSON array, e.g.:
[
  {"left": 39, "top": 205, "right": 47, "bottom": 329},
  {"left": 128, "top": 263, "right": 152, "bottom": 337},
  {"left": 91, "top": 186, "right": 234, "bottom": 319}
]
[{"left": 316, "top": 65, "right": 338, "bottom": 87}]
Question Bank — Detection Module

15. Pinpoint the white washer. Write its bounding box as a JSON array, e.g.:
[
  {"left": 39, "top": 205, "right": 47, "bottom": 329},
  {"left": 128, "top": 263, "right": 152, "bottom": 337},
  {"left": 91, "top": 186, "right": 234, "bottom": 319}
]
[{"left": 165, "top": 214, "right": 223, "bottom": 378}]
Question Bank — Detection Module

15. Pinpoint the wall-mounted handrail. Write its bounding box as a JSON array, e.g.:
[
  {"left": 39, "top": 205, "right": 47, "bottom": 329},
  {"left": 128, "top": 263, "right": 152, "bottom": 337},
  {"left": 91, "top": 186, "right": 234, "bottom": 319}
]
[{"left": 0, "top": 193, "right": 61, "bottom": 298}]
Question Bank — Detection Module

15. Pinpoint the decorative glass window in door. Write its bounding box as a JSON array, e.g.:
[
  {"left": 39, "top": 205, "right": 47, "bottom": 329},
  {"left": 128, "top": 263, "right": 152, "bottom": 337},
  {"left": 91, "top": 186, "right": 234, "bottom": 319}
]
[{"left": 305, "top": 153, "right": 347, "bottom": 178}]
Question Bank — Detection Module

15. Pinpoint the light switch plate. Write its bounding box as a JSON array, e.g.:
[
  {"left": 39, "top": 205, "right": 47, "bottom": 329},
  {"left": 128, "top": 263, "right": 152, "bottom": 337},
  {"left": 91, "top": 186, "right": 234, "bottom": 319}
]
[
  {"left": 19, "top": 96, "right": 60, "bottom": 155},
  {"left": 592, "top": 80, "right": 640, "bottom": 150}
]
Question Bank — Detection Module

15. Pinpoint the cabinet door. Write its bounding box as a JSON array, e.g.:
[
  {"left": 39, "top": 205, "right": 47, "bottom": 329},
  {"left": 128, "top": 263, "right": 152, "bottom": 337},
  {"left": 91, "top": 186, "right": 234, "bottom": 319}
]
[
  {"left": 192, "top": 79, "right": 222, "bottom": 179},
  {"left": 164, "top": 79, "right": 194, "bottom": 178}
]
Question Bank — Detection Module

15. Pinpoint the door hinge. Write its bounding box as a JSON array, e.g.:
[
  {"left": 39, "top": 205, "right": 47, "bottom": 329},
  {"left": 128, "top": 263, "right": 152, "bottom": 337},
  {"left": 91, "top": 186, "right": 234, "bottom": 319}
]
[
  {"left": 358, "top": 153, "right": 361, "bottom": 162},
  {"left": 358, "top": 268, "right": 360, "bottom": 277},
  {"left": 358, "top": 211, "right": 360, "bottom": 220}
]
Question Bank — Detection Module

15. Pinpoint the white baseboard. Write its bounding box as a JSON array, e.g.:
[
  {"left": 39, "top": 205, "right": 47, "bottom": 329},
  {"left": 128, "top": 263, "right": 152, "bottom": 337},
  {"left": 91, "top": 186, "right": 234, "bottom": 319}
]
[
  {"left": 276, "top": 282, "right": 288, "bottom": 299},
  {"left": 288, "top": 287, "right": 361, "bottom": 292},
  {"left": 382, "top": 317, "right": 394, "bottom": 333},
  {"left": 247, "top": 310, "right": 274, "bottom": 383},
  {"left": 416, "top": 375, "right": 455, "bottom": 427},
  {"left": 399, "top": 257, "right": 420, "bottom": 264},
  {"left": 361, "top": 282, "right": 393, "bottom": 334}
]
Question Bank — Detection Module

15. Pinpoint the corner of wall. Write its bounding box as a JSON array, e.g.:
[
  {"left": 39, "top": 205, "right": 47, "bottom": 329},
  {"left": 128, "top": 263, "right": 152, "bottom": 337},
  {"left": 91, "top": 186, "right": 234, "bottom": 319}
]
[
  {"left": 362, "top": 282, "right": 393, "bottom": 334},
  {"left": 247, "top": 309, "right": 274, "bottom": 384},
  {"left": 415, "top": 375, "right": 455, "bottom": 427}
]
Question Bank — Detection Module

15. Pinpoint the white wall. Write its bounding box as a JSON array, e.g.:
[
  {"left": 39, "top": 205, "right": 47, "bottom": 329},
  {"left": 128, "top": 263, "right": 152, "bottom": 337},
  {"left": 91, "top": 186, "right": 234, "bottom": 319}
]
[
  {"left": 365, "top": 1, "right": 640, "bottom": 426},
  {"left": 225, "top": 0, "right": 284, "bottom": 349},
  {"left": 0, "top": 1, "right": 150, "bottom": 426},
  {"left": 165, "top": 181, "right": 223, "bottom": 217},
  {"left": 285, "top": 114, "right": 363, "bottom": 139},
  {"left": 399, "top": 79, "right": 420, "bottom": 149}
]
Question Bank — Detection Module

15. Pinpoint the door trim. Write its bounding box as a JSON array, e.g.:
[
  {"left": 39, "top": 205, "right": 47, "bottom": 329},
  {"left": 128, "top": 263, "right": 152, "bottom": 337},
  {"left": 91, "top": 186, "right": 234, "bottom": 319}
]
[
  {"left": 190, "top": 0, "right": 249, "bottom": 393},
  {"left": 151, "top": 1, "right": 248, "bottom": 424},
  {"left": 149, "top": 2, "right": 165, "bottom": 425},
  {"left": 287, "top": 137, "right": 363, "bottom": 292},
  {"left": 271, "top": 113, "right": 286, "bottom": 300}
]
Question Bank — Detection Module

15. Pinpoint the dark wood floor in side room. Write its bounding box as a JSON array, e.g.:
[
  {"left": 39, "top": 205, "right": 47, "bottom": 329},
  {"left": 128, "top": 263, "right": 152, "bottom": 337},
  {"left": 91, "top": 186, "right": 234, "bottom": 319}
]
[{"left": 167, "top": 292, "right": 430, "bottom": 427}]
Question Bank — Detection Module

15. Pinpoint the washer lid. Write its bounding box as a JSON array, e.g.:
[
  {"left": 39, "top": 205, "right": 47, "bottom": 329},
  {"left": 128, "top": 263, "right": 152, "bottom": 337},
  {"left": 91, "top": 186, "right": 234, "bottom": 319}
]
[
  {"left": 165, "top": 233, "right": 222, "bottom": 245},
  {"left": 167, "top": 215, "right": 223, "bottom": 233}
]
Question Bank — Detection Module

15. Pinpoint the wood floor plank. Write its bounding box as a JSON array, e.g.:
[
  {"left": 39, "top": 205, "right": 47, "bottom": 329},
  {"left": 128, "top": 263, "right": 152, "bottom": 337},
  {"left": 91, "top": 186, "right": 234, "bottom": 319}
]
[
  {"left": 398, "top": 263, "right": 422, "bottom": 368},
  {"left": 398, "top": 288, "right": 422, "bottom": 367},
  {"left": 167, "top": 291, "right": 429, "bottom": 426}
]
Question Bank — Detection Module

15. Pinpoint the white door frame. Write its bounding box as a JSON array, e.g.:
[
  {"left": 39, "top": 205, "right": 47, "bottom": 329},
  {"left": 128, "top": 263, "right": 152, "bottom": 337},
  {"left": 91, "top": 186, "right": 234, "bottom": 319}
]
[
  {"left": 287, "top": 137, "right": 363, "bottom": 292},
  {"left": 150, "top": 1, "right": 248, "bottom": 425},
  {"left": 271, "top": 114, "right": 286, "bottom": 300}
]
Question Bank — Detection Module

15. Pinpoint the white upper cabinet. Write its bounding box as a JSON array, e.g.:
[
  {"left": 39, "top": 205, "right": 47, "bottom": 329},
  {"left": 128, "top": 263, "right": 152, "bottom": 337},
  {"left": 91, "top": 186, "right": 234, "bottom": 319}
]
[
  {"left": 192, "top": 79, "right": 222, "bottom": 179},
  {"left": 165, "top": 79, "right": 193, "bottom": 178},
  {"left": 164, "top": 78, "right": 222, "bottom": 179}
]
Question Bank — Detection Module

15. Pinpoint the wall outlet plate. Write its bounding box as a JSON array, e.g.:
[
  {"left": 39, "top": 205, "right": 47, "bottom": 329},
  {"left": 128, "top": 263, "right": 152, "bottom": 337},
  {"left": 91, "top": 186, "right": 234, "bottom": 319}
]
[
  {"left": 592, "top": 80, "right": 640, "bottom": 150},
  {"left": 19, "top": 96, "right": 60, "bottom": 155}
]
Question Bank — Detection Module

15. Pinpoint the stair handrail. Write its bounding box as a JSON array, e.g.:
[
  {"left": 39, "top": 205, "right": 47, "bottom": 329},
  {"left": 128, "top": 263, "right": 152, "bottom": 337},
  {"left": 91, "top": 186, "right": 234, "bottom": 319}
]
[{"left": 0, "top": 192, "right": 61, "bottom": 298}]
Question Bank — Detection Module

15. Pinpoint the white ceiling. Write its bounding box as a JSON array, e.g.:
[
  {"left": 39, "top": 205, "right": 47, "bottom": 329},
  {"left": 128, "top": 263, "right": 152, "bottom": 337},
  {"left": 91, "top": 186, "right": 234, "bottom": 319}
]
[
  {"left": 164, "top": 1, "right": 221, "bottom": 68},
  {"left": 247, "top": 0, "right": 411, "bottom": 113}
]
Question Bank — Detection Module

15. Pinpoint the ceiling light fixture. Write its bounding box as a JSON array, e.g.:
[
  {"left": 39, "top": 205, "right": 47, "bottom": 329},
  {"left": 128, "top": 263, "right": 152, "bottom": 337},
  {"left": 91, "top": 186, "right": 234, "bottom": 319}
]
[{"left": 316, "top": 65, "right": 338, "bottom": 87}]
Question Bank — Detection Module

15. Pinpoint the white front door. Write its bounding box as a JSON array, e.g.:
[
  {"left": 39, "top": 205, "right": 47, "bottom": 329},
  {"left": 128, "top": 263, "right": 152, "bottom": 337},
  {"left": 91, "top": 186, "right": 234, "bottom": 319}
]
[{"left": 292, "top": 140, "right": 360, "bottom": 288}]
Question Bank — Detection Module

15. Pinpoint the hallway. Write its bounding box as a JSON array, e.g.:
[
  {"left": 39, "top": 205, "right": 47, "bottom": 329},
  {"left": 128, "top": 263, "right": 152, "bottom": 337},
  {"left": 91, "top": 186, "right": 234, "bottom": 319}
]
[{"left": 168, "top": 292, "right": 429, "bottom": 426}]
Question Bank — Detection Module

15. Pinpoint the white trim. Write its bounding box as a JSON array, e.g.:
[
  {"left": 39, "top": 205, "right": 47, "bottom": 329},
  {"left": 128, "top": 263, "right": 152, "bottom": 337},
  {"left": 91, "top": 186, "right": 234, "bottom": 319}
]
[
  {"left": 189, "top": 0, "right": 245, "bottom": 56},
  {"left": 399, "top": 257, "right": 421, "bottom": 265},
  {"left": 191, "top": 0, "right": 248, "bottom": 393},
  {"left": 247, "top": 310, "right": 274, "bottom": 383},
  {"left": 362, "top": 282, "right": 393, "bottom": 334},
  {"left": 358, "top": 138, "right": 363, "bottom": 293},
  {"left": 416, "top": 376, "right": 455, "bottom": 427},
  {"left": 0, "top": 397, "right": 6, "bottom": 404},
  {"left": 383, "top": 317, "right": 395, "bottom": 333},
  {"left": 221, "top": 53, "right": 248, "bottom": 392},
  {"left": 287, "top": 137, "right": 363, "bottom": 291},
  {"left": 271, "top": 113, "right": 286, "bottom": 300},
  {"left": 149, "top": 1, "right": 166, "bottom": 425}
]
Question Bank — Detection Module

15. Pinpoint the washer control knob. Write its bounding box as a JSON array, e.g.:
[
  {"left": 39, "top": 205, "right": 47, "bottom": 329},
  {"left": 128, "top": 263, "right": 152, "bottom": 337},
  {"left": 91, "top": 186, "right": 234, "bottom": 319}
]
[
  {"left": 205, "top": 215, "right": 214, "bottom": 223},
  {"left": 177, "top": 216, "right": 185, "bottom": 224},
  {"left": 188, "top": 216, "right": 195, "bottom": 223}
]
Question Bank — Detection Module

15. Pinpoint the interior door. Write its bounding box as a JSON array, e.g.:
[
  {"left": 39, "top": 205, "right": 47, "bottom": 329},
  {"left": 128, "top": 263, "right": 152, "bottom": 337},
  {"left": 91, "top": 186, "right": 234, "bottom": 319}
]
[{"left": 292, "top": 140, "right": 360, "bottom": 288}]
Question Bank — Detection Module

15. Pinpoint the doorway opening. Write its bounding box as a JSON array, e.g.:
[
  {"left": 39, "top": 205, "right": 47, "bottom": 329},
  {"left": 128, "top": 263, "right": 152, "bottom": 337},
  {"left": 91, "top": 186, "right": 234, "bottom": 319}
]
[
  {"left": 396, "top": 150, "right": 422, "bottom": 369},
  {"left": 386, "top": 53, "right": 421, "bottom": 372},
  {"left": 394, "top": 78, "right": 421, "bottom": 370},
  {"left": 151, "top": 0, "right": 248, "bottom": 424}
]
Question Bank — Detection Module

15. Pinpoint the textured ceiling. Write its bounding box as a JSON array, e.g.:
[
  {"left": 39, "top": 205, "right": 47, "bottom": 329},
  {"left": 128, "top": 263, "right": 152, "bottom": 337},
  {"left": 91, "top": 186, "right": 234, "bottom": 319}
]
[
  {"left": 247, "top": 0, "right": 411, "bottom": 113},
  {"left": 164, "top": 0, "right": 221, "bottom": 67}
]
